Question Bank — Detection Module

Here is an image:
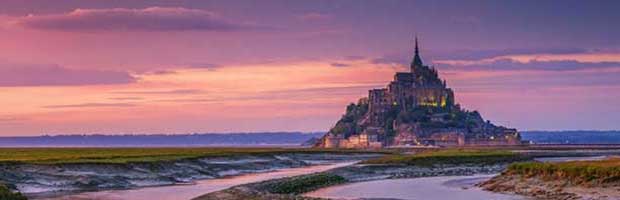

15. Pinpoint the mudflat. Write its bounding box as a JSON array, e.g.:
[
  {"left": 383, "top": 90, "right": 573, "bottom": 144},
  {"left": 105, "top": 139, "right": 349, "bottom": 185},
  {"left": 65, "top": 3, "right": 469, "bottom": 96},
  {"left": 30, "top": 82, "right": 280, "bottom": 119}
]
[{"left": 480, "top": 157, "right": 620, "bottom": 200}]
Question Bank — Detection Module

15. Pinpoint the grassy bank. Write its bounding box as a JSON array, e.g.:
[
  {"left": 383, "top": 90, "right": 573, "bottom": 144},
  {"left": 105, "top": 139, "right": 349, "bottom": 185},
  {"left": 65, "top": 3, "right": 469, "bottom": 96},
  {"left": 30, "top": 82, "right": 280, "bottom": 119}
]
[
  {"left": 194, "top": 172, "right": 347, "bottom": 200},
  {"left": 0, "top": 185, "right": 26, "bottom": 200},
  {"left": 362, "top": 149, "right": 530, "bottom": 166},
  {"left": 0, "top": 147, "right": 386, "bottom": 164},
  {"left": 507, "top": 158, "right": 620, "bottom": 185},
  {"left": 258, "top": 173, "right": 346, "bottom": 195}
]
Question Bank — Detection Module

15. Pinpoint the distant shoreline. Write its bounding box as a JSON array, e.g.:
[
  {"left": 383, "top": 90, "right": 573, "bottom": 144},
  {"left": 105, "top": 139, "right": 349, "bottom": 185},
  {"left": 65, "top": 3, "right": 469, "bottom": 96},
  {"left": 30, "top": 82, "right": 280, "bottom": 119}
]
[{"left": 0, "top": 131, "right": 620, "bottom": 147}]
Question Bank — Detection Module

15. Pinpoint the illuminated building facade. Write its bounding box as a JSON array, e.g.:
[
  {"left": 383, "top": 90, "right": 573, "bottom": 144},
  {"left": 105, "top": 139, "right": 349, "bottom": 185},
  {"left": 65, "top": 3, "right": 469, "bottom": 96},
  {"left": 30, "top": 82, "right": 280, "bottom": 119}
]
[{"left": 366, "top": 38, "right": 454, "bottom": 127}]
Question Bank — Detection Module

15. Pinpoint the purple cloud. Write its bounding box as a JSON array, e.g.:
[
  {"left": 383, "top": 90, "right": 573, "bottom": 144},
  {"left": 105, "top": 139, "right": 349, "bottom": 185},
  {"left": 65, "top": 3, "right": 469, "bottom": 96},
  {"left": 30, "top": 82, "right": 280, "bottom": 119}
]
[
  {"left": 183, "top": 63, "right": 221, "bottom": 69},
  {"left": 297, "top": 13, "right": 331, "bottom": 21},
  {"left": 433, "top": 48, "right": 589, "bottom": 61},
  {"left": 15, "top": 7, "right": 269, "bottom": 32},
  {"left": 439, "top": 59, "right": 620, "bottom": 71},
  {"left": 0, "top": 64, "right": 135, "bottom": 87},
  {"left": 370, "top": 55, "right": 409, "bottom": 65},
  {"left": 330, "top": 62, "right": 350, "bottom": 67},
  {"left": 454, "top": 70, "right": 620, "bottom": 88},
  {"left": 371, "top": 48, "right": 591, "bottom": 67},
  {"left": 450, "top": 16, "right": 482, "bottom": 26},
  {"left": 344, "top": 56, "right": 366, "bottom": 60}
]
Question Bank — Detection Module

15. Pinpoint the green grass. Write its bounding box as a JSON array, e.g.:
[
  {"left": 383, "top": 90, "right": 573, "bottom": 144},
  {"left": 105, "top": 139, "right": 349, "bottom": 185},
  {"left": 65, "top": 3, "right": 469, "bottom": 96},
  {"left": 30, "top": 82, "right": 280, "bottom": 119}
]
[
  {"left": 0, "top": 147, "right": 386, "bottom": 165},
  {"left": 361, "top": 149, "right": 530, "bottom": 166},
  {"left": 260, "top": 173, "right": 347, "bottom": 194},
  {"left": 507, "top": 158, "right": 620, "bottom": 185},
  {"left": 0, "top": 185, "right": 26, "bottom": 200}
]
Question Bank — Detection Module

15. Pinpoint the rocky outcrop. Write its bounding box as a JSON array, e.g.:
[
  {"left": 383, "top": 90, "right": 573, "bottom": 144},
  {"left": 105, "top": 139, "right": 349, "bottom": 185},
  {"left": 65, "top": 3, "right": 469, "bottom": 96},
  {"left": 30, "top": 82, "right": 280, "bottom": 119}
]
[{"left": 316, "top": 38, "right": 521, "bottom": 148}]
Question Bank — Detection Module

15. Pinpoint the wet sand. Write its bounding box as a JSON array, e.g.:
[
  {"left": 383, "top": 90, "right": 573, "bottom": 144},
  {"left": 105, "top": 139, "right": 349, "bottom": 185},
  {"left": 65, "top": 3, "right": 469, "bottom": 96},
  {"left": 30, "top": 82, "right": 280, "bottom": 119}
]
[{"left": 36, "top": 162, "right": 356, "bottom": 200}]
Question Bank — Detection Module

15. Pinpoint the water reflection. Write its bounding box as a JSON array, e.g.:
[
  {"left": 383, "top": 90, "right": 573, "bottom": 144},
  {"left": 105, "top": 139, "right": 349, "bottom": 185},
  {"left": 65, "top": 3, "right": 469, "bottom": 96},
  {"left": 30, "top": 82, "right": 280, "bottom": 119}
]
[
  {"left": 304, "top": 175, "right": 523, "bottom": 200},
  {"left": 534, "top": 155, "right": 608, "bottom": 163}
]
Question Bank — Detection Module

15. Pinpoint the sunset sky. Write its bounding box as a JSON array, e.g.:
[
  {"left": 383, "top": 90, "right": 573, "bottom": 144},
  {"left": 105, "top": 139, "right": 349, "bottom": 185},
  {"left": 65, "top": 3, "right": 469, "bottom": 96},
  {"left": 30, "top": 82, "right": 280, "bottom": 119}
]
[{"left": 1, "top": 0, "right": 619, "bottom": 136}]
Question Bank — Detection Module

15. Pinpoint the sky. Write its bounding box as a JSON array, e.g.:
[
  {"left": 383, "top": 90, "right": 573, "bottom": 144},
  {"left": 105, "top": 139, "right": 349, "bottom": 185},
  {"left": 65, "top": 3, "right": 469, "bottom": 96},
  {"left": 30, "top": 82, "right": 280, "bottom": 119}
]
[{"left": 0, "top": 0, "right": 619, "bottom": 136}]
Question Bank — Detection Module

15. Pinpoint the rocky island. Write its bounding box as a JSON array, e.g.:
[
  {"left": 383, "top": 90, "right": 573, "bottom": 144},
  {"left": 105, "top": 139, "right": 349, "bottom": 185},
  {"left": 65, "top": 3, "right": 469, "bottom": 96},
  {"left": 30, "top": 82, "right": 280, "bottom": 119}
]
[{"left": 317, "top": 38, "right": 522, "bottom": 148}]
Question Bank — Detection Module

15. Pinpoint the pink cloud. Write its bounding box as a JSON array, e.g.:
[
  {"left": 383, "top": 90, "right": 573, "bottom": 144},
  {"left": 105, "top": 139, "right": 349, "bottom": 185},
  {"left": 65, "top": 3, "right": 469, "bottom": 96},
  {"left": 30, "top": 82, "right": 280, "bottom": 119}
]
[
  {"left": 0, "top": 64, "right": 135, "bottom": 86},
  {"left": 0, "top": 116, "right": 28, "bottom": 124},
  {"left": 111, "top": 89, "right": 205, "bottom": 95},
  {"left": 144, "top": 70, "right": 177, "bottom": 75},
  {"left": 43, "top": 103, "right": 136, "bottom": 109},
  {"left": 108, "top": 97, "right": 144, "bottom": 101},
  {"left": 14, "top": 7, "right": 269, "bottom": 32}
]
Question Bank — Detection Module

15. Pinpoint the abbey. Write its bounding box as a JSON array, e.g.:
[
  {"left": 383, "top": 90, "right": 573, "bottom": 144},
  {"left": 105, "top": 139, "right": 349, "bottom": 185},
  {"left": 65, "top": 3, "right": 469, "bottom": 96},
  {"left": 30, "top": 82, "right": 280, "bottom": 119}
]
[
  {"left": 368, "top": 38, "right": 454, "bottom": 126},
  {"left": 317, "top": 38, "right": 521, "bottom": 148}
]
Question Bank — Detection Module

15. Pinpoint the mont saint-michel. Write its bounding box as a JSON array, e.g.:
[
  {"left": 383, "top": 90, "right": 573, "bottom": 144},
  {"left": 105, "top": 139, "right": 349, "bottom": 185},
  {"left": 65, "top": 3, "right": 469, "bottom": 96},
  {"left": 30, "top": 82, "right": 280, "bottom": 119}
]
[
  {"left": 317, "top": 38, "right": 521, "bottom": 148},
  {"left": 2, "top": 1, "right": 620, "bottom": 200}
]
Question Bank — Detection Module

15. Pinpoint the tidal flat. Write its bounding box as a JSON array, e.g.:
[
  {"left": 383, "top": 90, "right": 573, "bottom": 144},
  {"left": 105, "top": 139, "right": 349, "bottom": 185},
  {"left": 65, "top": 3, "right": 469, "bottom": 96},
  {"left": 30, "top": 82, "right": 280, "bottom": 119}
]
[
  {"left": 194, "top": 149, "right": 532, "bottom": 200},
  {"left": 194, "top": 148, "right": 620, "bottom": 200},
  {"left": 0, "top": 147, "right": 384, "bottom": 198},
  {"left": 0, "top": 147, "right": 387, "bottom": 164},
  {"left": 2, "top": 147, "right": 620, "bottom": 200}
]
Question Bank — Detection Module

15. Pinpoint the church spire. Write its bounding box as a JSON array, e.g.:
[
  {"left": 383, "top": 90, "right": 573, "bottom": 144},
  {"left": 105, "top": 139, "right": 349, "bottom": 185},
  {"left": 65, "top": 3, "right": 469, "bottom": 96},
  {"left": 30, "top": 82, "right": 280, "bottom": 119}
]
[
  {"left": 415, "top": 36, "right": 419, "bottom": 56},
  {"left": 411, "top": 36, "right": 423, "bottom": 72}
]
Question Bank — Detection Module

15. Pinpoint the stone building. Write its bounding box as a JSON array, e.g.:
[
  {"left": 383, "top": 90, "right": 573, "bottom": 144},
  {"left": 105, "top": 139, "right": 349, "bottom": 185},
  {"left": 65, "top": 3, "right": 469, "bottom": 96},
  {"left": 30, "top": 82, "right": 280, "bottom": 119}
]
[
  {"left": 366, "top": 38, "right": 454, "bottom": 127},
  {"left": 316, "top": 37, "right": 522, "bottom": 148}
]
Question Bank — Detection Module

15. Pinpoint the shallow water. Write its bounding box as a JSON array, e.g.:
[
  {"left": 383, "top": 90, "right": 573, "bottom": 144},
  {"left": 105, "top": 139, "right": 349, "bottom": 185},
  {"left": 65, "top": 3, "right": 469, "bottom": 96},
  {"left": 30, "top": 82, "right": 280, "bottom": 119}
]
[
  {"left": 534, "top": 155, "right": 608, "bottom": 162},
  {"left": 35, "top": 161, "right": 356, "bottom": 200},
  {"left": 34, "top": 155, "right": 610, "bottom": 200},
  {"left": 304, "top": 174, "right": 523, "bottom": 200}
]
